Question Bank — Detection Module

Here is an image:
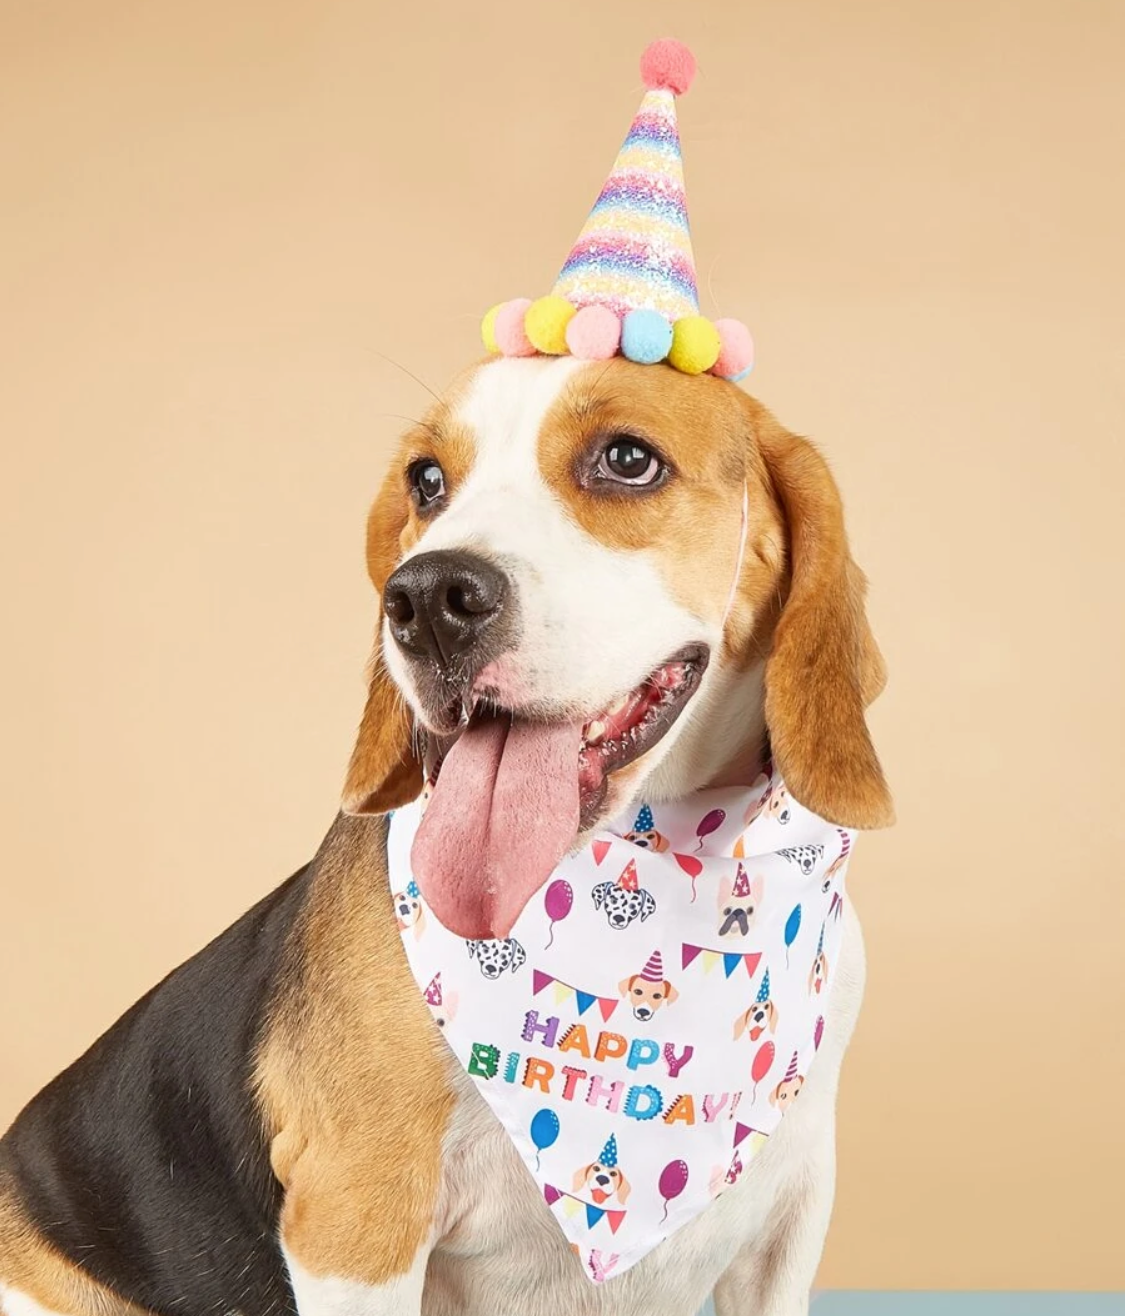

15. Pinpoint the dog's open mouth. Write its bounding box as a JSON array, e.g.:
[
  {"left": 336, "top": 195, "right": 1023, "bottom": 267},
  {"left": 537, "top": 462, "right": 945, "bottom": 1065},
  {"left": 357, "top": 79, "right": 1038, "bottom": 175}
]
[{"left": 410, "top": 644, "right": 708, "bottom": 940}]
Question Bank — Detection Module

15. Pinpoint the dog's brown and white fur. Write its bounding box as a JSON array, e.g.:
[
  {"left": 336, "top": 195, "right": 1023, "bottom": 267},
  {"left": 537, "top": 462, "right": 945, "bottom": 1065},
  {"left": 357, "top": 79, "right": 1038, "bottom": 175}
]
[{"left": 0, "top": 356, "right": 891, "bottom": 1316}]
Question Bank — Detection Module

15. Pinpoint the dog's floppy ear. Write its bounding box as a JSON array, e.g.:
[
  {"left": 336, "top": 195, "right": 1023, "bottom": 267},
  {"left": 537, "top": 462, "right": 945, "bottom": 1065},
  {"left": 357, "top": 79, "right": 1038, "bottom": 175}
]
[
  {"left": 747, "top": 403, "right": 893, "bottom": 830},
  {"left": 342, "top": 463, "right": 423, "bottom": 815},
  {"left": 615, "top": 1170, "right": 631, "bottom": 1203},
  {"left": 733, "top": 1007, "right": 752, "bottom": 1040},
  {"left": 619, "top": 975, "right": 636, "bottom": 996},
  {"left": 663, "top": 981, "right": 679, "bottom": 1005},
  {"left": 573, "top": 1164, "right": 593, "bottom": 1192}
]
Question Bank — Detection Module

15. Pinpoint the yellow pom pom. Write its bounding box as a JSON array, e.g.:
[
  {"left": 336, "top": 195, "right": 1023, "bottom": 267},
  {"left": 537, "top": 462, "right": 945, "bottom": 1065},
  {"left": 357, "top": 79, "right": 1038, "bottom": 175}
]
[
  {"left": 481, "top": 303, "right": 503, "bottom": 353},
  {"left": 668, "top": 315, "right": 722, "bottom": 375},
  {"left": 524, "top": 295, "right": 576, "bottom": 355}
]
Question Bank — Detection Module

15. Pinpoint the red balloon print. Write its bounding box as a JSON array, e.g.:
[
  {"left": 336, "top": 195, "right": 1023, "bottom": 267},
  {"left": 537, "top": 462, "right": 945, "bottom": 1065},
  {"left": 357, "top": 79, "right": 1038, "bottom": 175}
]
[
  {"left": 674, "top": 852, "right": 703, "bottom": 901},
  {"left": 750, "top": 1039, "right": 775, "bottom": 1103}
]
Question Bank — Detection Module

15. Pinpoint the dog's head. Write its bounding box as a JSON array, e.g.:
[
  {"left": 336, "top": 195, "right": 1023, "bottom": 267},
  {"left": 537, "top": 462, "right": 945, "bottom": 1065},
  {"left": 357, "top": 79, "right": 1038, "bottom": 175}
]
[
  {"left": 343, "top": 357, "right": 891, "bottom": 938},
  {"left": 621, "top": 826, "right": 669, "bottom": 852},
  {"left": 572, "top": 1160, "right": 631, "bottom": 1205},
  {"left": 618, "top": 973, "right": 678, "bottom": 1022},
  {"left": 465, "top": 936, "right": 526, "bottom": 979},
  {"left": 733, "top": 997, "right": 778, "bottom": 1042},
  {"left": 717, "top": 870, "right": 764, "bottom": 940},
  {"left": 592, "top": 880, "right": 656, "bottom": 929},
  {"left": 392, "top": 889, "right": 423, "bottom": 930}
]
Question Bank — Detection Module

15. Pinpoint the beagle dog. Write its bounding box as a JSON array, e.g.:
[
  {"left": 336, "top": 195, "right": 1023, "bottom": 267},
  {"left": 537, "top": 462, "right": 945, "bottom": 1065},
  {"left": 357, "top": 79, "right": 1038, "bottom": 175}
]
[{"left": 0, "top": 356, "right": 891, "bottom": 1316}]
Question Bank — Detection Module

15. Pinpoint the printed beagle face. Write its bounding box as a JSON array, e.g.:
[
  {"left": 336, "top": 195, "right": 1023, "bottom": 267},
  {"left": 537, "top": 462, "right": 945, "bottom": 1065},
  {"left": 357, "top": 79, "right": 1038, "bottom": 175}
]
[
  {"left": 769, "top": 1074, "right": 804, "bottom": 1110},
  {"left": 344, "top": 355, "right": 893, "bottom": 940},
  {"left": 393, "top": 889, "right": 424, "bottom": 933},
  {"left": 733, "top": 997, "right": 778, "bottom": 1042},
  {"left": 622, "top": 827, "right": 669, "bottom": 852},
  {"left": 808, "top": 951, "right": 829, "bottom": 995},
  {"left": 619, "top": 974, "right": 678, "bottom": 1022},
  {"left": 573, "top": 1160, "right": 631, "bottom": 1206}
]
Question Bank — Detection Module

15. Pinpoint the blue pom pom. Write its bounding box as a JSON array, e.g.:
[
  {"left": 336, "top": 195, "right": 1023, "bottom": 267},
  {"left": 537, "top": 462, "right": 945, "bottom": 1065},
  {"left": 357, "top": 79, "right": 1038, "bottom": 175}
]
[{"left": 621, "top": 309, "right": 673, "bottom": 365}]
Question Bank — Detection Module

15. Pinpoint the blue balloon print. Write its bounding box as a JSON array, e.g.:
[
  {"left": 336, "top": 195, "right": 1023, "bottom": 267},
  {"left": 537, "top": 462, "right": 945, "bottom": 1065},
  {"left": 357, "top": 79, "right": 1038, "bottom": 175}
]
[
  {"left": 530, "top": 1108, "right": 560, "bottom": 1170},
  {"left": 784, "top": 903, "right": 802, "bottom": 967}
]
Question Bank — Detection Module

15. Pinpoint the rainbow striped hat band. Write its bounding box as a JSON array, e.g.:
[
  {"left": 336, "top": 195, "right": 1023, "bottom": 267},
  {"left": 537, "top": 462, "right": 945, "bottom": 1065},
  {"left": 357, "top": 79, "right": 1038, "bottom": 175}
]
[{"left": 481, "top": 40, "right": 754, "bottom": 382}]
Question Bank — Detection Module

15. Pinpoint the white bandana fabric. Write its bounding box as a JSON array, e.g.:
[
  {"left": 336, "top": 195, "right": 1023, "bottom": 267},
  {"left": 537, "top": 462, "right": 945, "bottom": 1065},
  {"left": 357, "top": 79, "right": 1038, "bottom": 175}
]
[{"left": 386, "top": 769, "right": 855, "bottom": 1284}]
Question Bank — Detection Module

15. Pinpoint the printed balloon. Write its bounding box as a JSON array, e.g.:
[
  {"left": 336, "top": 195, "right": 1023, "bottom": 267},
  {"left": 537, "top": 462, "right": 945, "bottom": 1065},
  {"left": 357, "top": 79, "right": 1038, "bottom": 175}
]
[
  {"left": 784, "top": 904, "right": 802, "bottom": 947},
  {"left": 695, "top": 808, "right": 726, "bottom": 851},
  {"left": 814, "top": 1015, "right": 825, "bottom": 1051},
  {"left": 658, "top": 1158, "right": 690, "bottom": 1220},
  {"left": 543, "top": 879, "right": 574, "bottom": 947},
  {"left": 751, "top": 1039, "right": 775, "bottom": 1084},
  {"left": 674, "top": 852, "right": 704, "bottom": 901},
  {"left": 544, "top": 879, "right": 573, "bottom": 922},
  {"left": 530, "top": 1108, "right": 560, "bottom": 1152}
]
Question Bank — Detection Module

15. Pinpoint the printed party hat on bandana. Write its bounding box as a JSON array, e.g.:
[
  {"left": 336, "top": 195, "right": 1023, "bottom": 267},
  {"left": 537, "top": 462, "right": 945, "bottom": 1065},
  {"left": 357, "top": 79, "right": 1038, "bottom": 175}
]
[
  {"left": 633, "top": 803, "right": 655, "bottom": 833},
  {"left": 732, "top": 863, "right": 751, "bottom": 898},
  {"left": 599, "top": 1133, "right": 619, "bottom": 1168},
  {"left": 638, "top": 949, "right": 665, "bottom": 982},
  {"left": 423, "top": 972, "right": 443, "bottom": 1006},
  {"left": 756, "top": 968, "right": 772, "bottom": 1003},
  {"left": 481, "top": 40, "right": 754, "bottom": 381}
]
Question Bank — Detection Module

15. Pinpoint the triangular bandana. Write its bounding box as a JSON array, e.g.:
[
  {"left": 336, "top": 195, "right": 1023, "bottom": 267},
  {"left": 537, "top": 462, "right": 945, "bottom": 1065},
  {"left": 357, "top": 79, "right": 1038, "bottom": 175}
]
[{"left": 386, "top": 777, "right": 855, "bottom": 1283}]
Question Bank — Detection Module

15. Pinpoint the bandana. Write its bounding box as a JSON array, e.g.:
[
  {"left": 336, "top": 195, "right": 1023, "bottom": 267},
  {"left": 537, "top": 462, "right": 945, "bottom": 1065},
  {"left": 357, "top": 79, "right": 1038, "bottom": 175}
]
[{"left": 386, "top": 769, "right": 854, "bottom": 1283}]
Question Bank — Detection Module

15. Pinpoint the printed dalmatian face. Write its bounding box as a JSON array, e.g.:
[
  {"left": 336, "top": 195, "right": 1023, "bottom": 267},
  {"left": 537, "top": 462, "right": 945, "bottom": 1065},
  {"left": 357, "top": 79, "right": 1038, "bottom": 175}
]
[
  {"left": 573, "top": 1160, "right": 631, "bottom": 1206},
  {"left": 618, "top": 974, "right": 678, "bottom": 1022},
  {"left": 592, "top": 881, "right": 656, "bottom": 929},
  {"left": 465, "top": 936, "right": 526, "bottom": 979},
  {"left": 622, "top": 827, "right": 669, "bottom": 852},
  {"left": 779, "top": 844, "right": 824, "bottom": 878},
  {"left": 769, "top": 1075, "right": 804, "bottom": 1109}
]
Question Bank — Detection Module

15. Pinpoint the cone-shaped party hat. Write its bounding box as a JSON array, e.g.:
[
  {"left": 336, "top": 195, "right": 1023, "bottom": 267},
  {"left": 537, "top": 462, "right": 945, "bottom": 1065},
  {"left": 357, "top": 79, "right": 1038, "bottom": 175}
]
[{"left": 482, "top": 41, "right": 754, "bottom": 381}]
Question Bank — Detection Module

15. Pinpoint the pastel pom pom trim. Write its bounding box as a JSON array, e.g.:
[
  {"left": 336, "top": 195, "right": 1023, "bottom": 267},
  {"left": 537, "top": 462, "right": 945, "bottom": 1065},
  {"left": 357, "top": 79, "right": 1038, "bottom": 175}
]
[{"left": 485, "top": 295, "right": 752, "bottom": 380}]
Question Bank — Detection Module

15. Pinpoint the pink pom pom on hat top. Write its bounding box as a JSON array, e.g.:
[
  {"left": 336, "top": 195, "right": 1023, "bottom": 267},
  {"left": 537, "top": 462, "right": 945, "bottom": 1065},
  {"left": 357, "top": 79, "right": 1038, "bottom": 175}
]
[{"left": 480, "top": 40, "right": 754, "bottom": 382}]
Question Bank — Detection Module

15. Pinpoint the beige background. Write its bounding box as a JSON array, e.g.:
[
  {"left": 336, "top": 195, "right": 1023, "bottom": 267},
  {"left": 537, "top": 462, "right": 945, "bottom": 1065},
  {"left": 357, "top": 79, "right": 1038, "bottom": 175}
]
[{"left": 1, "top": 0, "right": 1121, "bottom": 1291}]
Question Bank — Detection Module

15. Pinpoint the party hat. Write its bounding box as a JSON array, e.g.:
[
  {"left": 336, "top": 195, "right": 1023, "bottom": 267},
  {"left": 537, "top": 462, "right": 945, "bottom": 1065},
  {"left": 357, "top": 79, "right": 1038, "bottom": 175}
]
[
  {"left": 783, "top": 1051, "right": 799, "bottom": 1083},
  {"left": 816, "top": 924, "right": 825, "bottom": 955},
  {"left": 482, "top": 41, "right": 754, "bottom": 380},
  {"left": 600, "top": 1133, "right": 619, "bottom": 1167},
  {"left": 633, "top": 803, "right": 655, "bottom": 833},
  {"left": 732, "top": 863, "right": 751, "bottom": 898},
  {"left": 617, "top": 858, "right": 640, "bottom": 892},
  {"left": 406, "top": 878, "right": 421, "bottom": 899},
  {"left": 638, "top": 949, "right": 664, "bottom": 982},
  {"left": 424, "top": 972, "right": 443, "bottom": 1006},
  {"left": 755, "top": 968, "right": 771, "bottom": 1004}
]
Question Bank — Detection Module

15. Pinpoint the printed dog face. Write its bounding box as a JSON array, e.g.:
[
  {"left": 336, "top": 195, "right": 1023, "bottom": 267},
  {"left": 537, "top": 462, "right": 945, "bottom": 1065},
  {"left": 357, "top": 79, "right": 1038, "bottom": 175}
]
[
  {"left": 769, "top": 1074, "right": 805, "bottom": 1109},
  {"left": 465, "top": 937, "right": 526, "bottom": 979},
  {"left": 778, "top": 844, "right": 824, "bottom": 878},
  {"left": 618, "top": 974, "right": 678, "bottom": 1022},
  {"left": 592, "top": 881, "right": 656, "bottom": 929},
  {"left": 393, "top": 889, "right": 425, "bottom": 936},
  {"left": 808, "top": 951, "right": 829, "bottom": 995},
  {"left": 573, "top": 1160, "right": 631, "bottom": 1206},
  {"left": 343, "top": 356, "right": 892, "bottom": 941},
  {"left": 428, "top": 991, "right": 459, "bottom": 1030},
  {"left": 733, "top": 997, "right": 778, "bottom": 1042},
  {"left": 622, "top": 827, "right": 669, "bottom": 852},
  {"left": 746, "top": 779, "right": 790, "bottom": 827},
  {"left": 717, "top": 872, "right": 764, "bottom": 939}
]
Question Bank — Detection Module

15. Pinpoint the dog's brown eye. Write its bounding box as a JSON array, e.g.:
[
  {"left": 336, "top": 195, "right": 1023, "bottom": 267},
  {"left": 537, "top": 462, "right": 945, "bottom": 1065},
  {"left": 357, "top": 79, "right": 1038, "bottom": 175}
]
[
  {"left": 409, "top": 459, "right": 445, "bottom": 507},
  {"left": 596, "top": 438, "right": 664, "bottom": 487}
]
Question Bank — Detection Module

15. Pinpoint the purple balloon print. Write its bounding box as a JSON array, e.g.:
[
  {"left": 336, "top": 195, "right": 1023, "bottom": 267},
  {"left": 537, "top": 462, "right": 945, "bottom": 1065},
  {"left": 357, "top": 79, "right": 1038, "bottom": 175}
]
[
  {"left": 695, "top": 808, "right": 726, "bottom": 852},
  {"left": 543, "top": 879, "right": 573, "bottom": 948},
  {"left": 658, "top": 1158, "right": 690, "bottom": 1222}
]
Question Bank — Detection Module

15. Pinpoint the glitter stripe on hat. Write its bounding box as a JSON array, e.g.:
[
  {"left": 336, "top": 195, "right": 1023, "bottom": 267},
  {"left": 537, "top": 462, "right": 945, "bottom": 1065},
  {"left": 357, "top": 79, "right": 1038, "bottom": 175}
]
[{"left": 554, "top": 88, "right": 699, "bottom": 322}]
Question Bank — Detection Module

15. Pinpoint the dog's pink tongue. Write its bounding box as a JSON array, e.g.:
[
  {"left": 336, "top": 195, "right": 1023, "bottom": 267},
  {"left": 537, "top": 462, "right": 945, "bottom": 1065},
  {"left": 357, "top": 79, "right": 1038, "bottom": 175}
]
[{"left": 411, "top": 715, "right": 583, "bottom": 940}]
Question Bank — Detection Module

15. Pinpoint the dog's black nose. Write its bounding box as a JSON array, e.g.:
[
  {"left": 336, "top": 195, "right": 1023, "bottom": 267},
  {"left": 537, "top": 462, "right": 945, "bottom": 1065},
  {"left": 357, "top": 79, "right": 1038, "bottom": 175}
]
[{"left": 384, "top": 551, "right": 508, "bottom": 667}]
